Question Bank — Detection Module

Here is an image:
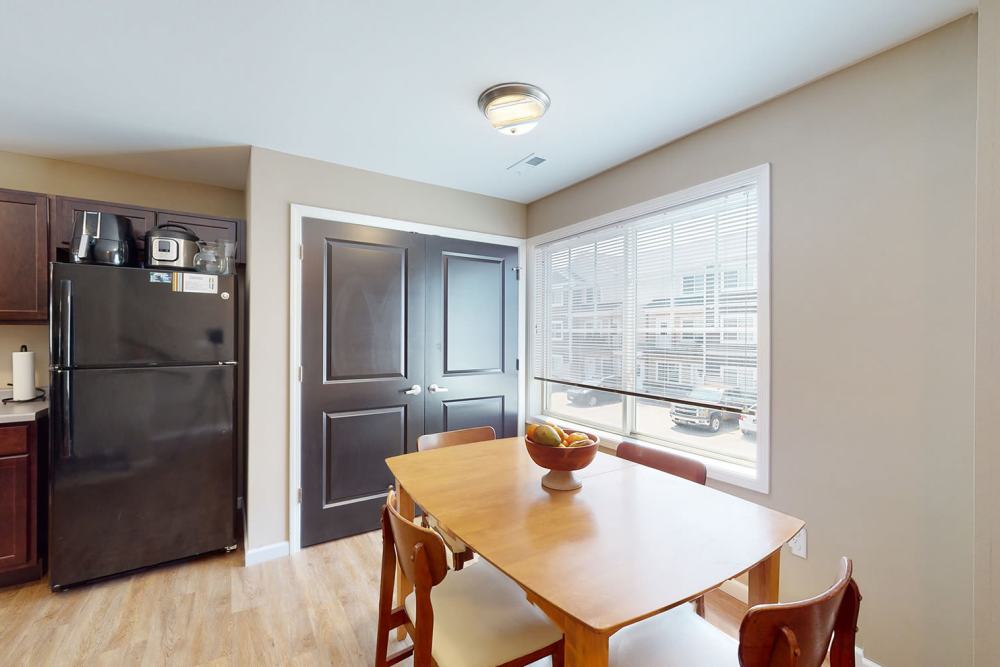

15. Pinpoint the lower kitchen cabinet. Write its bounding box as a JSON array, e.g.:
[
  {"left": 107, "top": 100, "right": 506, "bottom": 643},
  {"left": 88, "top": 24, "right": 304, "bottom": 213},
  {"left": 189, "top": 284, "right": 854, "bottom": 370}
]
[{"left": 0, "top": 418, "right": 46, "bottom": 587}]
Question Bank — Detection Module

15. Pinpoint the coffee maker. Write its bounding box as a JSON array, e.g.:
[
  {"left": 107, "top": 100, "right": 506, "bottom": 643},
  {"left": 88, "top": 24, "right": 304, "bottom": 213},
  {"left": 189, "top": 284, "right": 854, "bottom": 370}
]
[{"left": 70, "top": 211, "right": 134, "bottom": 266}]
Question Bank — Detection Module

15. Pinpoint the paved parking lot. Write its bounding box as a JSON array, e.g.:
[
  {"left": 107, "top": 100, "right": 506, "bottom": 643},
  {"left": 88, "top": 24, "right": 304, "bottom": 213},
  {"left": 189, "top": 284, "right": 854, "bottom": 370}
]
[{"left": 547, "top": 391, "right": 756, "bottom": 464}]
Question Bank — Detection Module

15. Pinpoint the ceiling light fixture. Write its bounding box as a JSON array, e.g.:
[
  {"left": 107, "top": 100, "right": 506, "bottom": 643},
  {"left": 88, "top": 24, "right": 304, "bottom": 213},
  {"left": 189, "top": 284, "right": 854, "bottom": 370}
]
[{"left": 478, "top": 83, "right": 550, "bottom": 136}]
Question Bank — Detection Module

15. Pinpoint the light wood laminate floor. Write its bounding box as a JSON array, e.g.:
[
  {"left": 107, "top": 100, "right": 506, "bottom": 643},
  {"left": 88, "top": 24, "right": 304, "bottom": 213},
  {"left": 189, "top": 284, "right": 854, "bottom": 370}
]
[{"left": 0, "top": 531, "right": 746, "bottom": 666}]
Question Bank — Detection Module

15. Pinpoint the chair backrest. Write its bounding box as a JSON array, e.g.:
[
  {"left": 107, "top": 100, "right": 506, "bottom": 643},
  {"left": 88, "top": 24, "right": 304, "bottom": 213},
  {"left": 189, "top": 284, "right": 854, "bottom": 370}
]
[
  {"left": 417, "top": 425, "right": 496, "bottom": 452},
  {"left": 384, "top": 488, "right": 449, "bottom": 587},
  {"left": 616, "top": 441, "right": 707, "bottom": 485},
  {"left": 739, "top": 558, "right": 861, "bottom": 667}
]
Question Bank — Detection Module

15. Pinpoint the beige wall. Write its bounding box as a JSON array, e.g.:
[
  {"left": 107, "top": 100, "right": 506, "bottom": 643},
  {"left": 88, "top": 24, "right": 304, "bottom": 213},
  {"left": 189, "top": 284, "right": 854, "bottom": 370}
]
[
  {"left": 0, "top": 150, "right": 246, "bottom": 386},
  {"left": 529, "top": 17, "right": 977, "bottom": 667},
  {"left": 0, "top": 150, "right": 245, "bottom": 219},
  {"left": 975, "top": 2, "right": 1000, "bottom": 665},
  {"left": 245, "top": 147, "right": 525, "bottom": 551}
]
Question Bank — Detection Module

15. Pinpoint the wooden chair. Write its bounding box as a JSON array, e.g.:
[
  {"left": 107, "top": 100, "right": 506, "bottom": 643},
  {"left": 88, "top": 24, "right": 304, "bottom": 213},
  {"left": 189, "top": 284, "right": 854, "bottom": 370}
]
[
  {"left": 416, "top": 426, "right": 496, "bottom": 570},
  {"left": 416, "top": 425, "right": 496, "bottom": 452},
  {"left": 609, "top": 558, "right": 861, "bottom": 667},
  {"left": 616, "top": 440, "right": 707, "bottom": 485},
  {"left": 375, "top": 488, "right": 565, "bottom": 667},
  {"left": 616, "top": 440, "right": 709, "bottom": 615}
]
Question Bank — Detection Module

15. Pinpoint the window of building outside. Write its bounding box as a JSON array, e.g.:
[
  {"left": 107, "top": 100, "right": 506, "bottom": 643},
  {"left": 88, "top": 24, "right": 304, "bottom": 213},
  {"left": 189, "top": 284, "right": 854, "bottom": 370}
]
[{"left": 531, "top": 166, "right": 770, "bottom": 490}]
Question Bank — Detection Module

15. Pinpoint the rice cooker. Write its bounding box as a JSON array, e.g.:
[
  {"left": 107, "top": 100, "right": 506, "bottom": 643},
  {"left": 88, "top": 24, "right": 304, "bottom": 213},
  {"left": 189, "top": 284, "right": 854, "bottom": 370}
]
[{"left": 145, "top": 224, "right": 200, "bottom": 269}]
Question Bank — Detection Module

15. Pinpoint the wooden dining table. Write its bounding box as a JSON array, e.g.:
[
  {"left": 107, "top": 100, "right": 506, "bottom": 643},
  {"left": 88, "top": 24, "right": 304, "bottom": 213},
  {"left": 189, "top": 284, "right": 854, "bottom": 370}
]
[{"left": 385, "top": 437, "right": 804, "bottom": 666}]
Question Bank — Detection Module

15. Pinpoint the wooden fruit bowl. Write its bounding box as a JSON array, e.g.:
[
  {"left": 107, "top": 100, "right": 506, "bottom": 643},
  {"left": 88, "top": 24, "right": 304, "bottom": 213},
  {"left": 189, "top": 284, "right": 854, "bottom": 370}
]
[{"left": 524, "top": 429, "right": 599, "bottom": 491}]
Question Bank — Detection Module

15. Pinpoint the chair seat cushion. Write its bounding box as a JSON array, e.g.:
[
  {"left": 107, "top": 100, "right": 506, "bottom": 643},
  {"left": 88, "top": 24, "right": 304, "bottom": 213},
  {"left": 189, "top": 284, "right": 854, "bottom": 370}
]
[
  {"left": 610, "top": 603, "right": 738, "bottom": 667},
  {"left": 404, "top": 562, "right": 562, "bottom": 667},
  {"left": 425, "top": 514, "right": 469, "bottom": 554}
]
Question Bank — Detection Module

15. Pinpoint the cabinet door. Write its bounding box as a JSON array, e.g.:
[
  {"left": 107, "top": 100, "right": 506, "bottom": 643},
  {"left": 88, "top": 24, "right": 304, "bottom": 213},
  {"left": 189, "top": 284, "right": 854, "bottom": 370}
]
[
  {"left": 0, "top": 455, "right": 29, "bottom": 569},
  {"left": 0, "top": 189, "right": 48, "bottom": 322},
  {"left": 50, "top": 197, "right": 154, "bottom": 263},
  {"left": 154, "top": 212, "right": 243, "bottom": 262}
]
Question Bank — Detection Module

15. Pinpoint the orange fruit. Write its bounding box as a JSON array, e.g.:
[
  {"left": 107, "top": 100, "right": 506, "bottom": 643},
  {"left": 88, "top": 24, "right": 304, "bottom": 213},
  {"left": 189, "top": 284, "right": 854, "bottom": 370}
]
[
  {"left": 526, "top": 423, "right": 539, "bottom": 439},
  {"left": 553, "top": 426, "right": 567, "bottom": 440}
]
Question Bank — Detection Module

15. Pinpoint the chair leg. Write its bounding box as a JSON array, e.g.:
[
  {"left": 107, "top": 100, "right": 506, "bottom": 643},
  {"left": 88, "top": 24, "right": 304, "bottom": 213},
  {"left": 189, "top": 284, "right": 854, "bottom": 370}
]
[
  {"left": 551, "top": 639, "right": 565, "bottom": 667},
  {"left": 694, "top": 595, "right": 706, "bottom": 618}
]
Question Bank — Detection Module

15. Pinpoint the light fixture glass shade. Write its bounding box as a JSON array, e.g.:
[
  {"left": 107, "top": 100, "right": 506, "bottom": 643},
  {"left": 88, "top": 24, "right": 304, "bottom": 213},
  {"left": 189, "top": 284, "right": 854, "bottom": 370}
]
[{"left": 478, "top": 83, "right": 549, "bottom": 136}]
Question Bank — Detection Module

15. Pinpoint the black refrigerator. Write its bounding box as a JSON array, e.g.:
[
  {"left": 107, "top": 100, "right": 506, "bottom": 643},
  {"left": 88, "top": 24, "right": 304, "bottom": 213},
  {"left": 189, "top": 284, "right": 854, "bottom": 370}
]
[{"left": 49, "top": 263, "right": 237, "bottom": 589}]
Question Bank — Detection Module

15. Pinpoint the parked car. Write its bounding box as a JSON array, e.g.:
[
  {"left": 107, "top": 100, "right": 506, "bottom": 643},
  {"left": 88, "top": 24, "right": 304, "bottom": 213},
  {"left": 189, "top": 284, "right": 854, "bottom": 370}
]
[
  {"left": 670, "top": 385, "right": 745, "bottom": 432},
  {"left": 739, "top": 404, "right": 758, "bottom": 437},
  {"left": 566, "top": 375, "right": 621, "bottom": 407}
]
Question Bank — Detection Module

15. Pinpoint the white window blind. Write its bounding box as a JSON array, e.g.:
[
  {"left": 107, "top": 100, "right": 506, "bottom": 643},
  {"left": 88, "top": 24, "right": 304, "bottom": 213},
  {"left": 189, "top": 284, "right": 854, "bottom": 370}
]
[{"left": 534, "top": 184, "right": 760, "bottom": 414}]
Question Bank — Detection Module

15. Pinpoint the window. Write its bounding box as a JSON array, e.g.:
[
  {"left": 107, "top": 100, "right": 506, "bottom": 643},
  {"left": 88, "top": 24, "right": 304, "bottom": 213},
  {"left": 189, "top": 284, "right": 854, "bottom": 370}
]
[{"left": 531, "top": 165, "right": 770, "bottom": 492}]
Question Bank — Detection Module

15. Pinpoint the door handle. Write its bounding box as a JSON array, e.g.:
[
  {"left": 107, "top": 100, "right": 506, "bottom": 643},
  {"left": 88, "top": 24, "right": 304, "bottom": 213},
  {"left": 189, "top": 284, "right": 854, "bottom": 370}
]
[
  {"left": 427, "top": 384, "right": 448, "bottom": 393},
  {"left": 403, "top": 384, "right": 422, "bottom": 396}
]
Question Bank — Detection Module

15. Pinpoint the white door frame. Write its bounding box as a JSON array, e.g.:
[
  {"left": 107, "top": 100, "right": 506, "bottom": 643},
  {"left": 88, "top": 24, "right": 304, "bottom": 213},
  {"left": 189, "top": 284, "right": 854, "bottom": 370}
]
[{"left": 288, "top": 204, "right": 526, "bottom": 554}]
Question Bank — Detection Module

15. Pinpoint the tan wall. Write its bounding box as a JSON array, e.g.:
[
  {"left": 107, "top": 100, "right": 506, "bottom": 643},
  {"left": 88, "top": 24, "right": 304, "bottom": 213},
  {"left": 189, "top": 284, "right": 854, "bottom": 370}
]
[
  {"left": 528, "top": 18, "right": 977, "bottom": 667},
  {"left": 0, "top": 150, "right": 246, "bottom": 386},
  {"left": 245, "top": 147, "right": 526, "bottom": 551},
  {"left": 0, "top": 150, "right": 245, "bottom": 219},
  {"left": 975, "top": 2, "right": 1000, "bottom": 665}
]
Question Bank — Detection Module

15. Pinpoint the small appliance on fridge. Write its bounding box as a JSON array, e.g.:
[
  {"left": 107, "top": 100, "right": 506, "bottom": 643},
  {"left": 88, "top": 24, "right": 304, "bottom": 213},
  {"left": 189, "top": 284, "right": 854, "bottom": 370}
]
[{"left": 49, "top": 263, "right": 237, "bottom": 589}]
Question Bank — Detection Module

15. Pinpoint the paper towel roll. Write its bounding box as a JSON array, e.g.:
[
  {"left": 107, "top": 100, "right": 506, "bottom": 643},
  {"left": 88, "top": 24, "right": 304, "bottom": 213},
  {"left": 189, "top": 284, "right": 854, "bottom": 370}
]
[{"left": 12, "top": 349, "right": 35, "bottom": 401}]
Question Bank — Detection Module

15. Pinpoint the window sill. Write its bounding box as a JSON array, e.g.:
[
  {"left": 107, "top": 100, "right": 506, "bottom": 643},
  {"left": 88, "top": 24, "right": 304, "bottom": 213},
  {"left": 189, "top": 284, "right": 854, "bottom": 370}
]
[{"left": 529, "top": 416, "right": 769, "bottom": 495}]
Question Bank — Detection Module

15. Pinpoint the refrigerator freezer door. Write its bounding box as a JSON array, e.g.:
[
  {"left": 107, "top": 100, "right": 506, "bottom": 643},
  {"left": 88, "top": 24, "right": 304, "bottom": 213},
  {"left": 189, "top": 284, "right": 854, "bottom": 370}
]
[
  {"left": 49, "top": 365, "right": 235, "bottom": 588},
  {"left": 50, "top": 263, "right": 235, "bottom": 368}
]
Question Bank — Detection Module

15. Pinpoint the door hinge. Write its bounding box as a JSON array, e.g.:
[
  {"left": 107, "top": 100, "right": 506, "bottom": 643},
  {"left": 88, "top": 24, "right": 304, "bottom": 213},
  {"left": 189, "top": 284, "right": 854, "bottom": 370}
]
[
  {"left": 297, "top": 366, "right": 302, "bottom": 382},
  {"left": 297, "top": 488, "right": 302, "bottom": 504},
  {"left": 298, "top": 244, "right": 303, "bottom": 260},
  {"left": 516, "top": 358, "right": 520, "bottom": 371},
  {"left": 513, "top": 266, "right": 521, "bottom": 280}
]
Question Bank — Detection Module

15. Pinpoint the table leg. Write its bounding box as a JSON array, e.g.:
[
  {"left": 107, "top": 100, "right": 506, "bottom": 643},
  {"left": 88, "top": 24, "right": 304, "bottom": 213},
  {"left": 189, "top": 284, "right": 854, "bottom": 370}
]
[
  {"left": 748, "top": 547, "right": 781, "bottom": 607},
  {"left": 394, "top": 479, "right": 415, "bottom": 641},
  {"left": 563, "top": 617, "right": 609, "bottom": 666}
]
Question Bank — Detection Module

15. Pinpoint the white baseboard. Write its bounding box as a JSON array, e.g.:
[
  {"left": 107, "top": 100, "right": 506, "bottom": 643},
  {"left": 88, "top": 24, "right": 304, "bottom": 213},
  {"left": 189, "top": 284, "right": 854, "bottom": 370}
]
[
  {"left": 715, "top": 581, "right": 878, "bottom": 666},
  {"left": 855, "top": 648, "right": 882, "bottom": 667},
  {"left": 244, "top": 541, "right": 290, "bottom": 566}
]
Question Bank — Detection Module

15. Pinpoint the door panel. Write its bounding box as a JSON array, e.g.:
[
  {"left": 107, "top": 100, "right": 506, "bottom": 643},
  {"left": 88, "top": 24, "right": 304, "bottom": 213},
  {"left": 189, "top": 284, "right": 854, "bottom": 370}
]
[
  {"left": 425, "top": 237, "right": 518, "bottom": 437},
  {"left": 301, "top": 219, "right": 424, "bottom": 546},
  {"left": 442, "top": 396, "right": 506, "bottom": 434},
  {"left": 51, "top": 263, "right": 236, "bottom": 367},
  {"left": 444, "top": 254, "right": 505, "bottom": 373},
  {"left": 325, "top": 240, "right": 407, "bottom": 380},
  {"left": 0, "top": 189, "right": 48, "bottom": 322},
  {"left": 323, "top": 407, "right": 404, "bottom": 505},
  {"left": 0, "top": 455, "right": 29, "bottom": 569},
  {"left": 49, "top": 366, "right": 235, "bottom": 588}
]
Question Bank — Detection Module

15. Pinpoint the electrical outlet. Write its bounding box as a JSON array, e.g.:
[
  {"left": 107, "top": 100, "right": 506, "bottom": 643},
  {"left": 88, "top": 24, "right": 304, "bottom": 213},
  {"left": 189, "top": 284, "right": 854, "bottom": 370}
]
[{"left": 788, "top": 527, "right": 808, "bottom": 559}]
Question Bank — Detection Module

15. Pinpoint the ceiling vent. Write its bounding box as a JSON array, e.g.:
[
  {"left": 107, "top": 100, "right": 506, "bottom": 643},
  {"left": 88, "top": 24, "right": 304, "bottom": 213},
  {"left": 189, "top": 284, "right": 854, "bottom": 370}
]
[{"left": 507, "top": 153, "right": 547, "bottom": 171}]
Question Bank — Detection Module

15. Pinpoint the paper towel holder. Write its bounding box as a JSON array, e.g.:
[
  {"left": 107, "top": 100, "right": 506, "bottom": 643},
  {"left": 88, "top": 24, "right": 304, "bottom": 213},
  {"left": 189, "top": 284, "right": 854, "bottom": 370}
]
[{"left": 4, "top": 345, "right": 46, "bottom": 405}]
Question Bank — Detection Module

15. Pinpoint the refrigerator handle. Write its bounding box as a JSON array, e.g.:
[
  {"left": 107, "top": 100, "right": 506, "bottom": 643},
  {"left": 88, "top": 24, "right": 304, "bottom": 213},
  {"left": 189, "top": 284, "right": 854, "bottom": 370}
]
[
  {"left": 61, "top": 371, "right": 73, "bottom": 459},
  {"left": 59, "top": 279, "right": 73, "bottom": 368}
]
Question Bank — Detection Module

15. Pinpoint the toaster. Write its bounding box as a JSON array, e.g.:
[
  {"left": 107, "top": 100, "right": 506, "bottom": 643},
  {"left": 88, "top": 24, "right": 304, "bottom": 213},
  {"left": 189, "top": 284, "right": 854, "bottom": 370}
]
[{"left": 145, "top": 224, "right": 201, "bottom": 269}]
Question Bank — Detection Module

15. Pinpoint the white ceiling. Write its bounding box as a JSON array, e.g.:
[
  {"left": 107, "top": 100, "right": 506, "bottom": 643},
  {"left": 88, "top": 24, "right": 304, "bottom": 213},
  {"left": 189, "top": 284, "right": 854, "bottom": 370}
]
[{"left": 0, "top": 1, "right": 975, "bottom": 202}]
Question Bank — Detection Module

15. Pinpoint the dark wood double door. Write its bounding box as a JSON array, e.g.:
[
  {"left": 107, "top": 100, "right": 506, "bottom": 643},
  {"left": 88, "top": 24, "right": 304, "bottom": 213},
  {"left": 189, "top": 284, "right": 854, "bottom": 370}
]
[{"left": 300, "top": 219, "right": 519, "bottom": 546}]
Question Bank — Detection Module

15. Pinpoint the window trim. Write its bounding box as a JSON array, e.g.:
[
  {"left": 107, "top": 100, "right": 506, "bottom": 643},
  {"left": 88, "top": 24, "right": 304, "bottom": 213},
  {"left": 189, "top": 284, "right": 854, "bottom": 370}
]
[{"left": 526, "top": 164, "right": 771, "bottom": 494}]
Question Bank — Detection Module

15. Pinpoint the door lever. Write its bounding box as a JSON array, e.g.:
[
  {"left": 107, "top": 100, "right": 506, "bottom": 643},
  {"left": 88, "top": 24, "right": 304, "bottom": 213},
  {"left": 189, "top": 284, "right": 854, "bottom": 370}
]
[
  {"left": 427, "top": 384, "right": 448, "bottom": 393},
  {"left": 403, "top": 384, "right": 422, "bottom": 396}
]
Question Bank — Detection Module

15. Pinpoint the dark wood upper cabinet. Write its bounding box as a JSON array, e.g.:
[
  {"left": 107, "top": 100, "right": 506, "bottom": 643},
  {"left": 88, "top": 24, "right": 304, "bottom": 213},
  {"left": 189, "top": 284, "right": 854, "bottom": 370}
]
[
  {"left": 50, "top": 196, "right": 155, "bottom": 263},
  {"left": 0, "top": 189, "right": 48, "bottom": 322},
  {"left": 154, "top": 212, "right": 244, "bottom": 263}
]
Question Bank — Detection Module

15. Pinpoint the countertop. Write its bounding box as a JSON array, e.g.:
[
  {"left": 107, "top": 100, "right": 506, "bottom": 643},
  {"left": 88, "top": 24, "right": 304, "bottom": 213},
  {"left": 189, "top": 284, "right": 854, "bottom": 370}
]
[{"left": 0, "top": 388, "right": 48, "bottom": 424}]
